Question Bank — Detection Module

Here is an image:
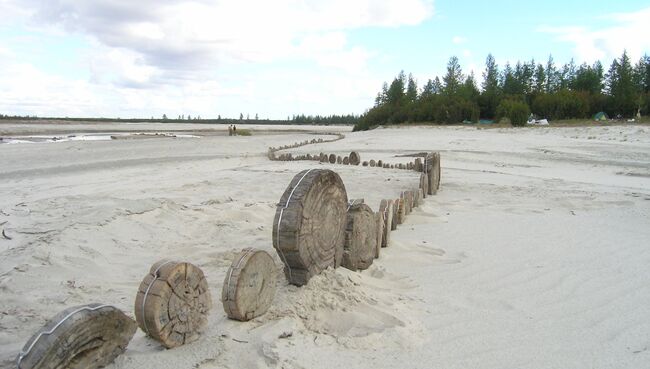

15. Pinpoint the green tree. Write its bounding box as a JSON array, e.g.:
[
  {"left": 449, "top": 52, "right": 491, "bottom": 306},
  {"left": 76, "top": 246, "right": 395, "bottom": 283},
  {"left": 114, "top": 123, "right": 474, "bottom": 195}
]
[
  {"left": 406, "top": 74, "right": 418, "bottom": 102},
  {"left": 606, "top": 50, "right": 637, "bottom": 116},
  {"left": 479, "top": 53, "right": 501, "bottom": 118},
  {"left": 443, "top": 56, "right": 464, "bottom": 96}
]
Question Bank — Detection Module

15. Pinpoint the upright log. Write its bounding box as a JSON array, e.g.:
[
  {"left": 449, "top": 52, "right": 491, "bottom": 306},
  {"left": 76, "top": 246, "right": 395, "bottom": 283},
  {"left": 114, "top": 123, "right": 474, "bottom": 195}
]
[
  {"left": 273, "top": 169, "right": 348, "bottom": 286},
  {"left": 395, "top": 196, "right": 406, "bottom": 225},
  {"left": 349, "top": 151, "right": 361, "bottom": 166},
  {"left": 337, "top": 156, "right": 342, "bottom": 164},
  {"left": 343, "top": 157, "right": 349, "bottom": 165},
  {"left": 328, "top": 154, "right": 336, "bottom": 164},
  {"left": 369, "top": 159, "right": 376, "bottom": 167},
  {"left": 419, "top": 173, "right": 428, "bottom": 199},
  {"left": 135, "top": 260, "right": 212, "bottom": 348},
  {"left": 342, "top": 201, "right": 377, "bottom": 271},
  {"left": 379, "top": 199, "right": 393, "bottom": 247},
  {"left": 415, "top": 158, "right": 423, "bottom": 172},
  {"left": 17, "top": 304, "right": 136, "bottom": 369},
  {"left": 222, "top": 248, "right": 277, "bottom": 321},
  {"left": 375, "top": 211, "right": 384, "bottom": 258}
]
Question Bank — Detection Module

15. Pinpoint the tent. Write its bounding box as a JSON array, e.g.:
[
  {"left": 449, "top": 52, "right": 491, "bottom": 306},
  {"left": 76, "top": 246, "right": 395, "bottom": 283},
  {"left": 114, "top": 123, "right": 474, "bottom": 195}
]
[{"left": 594, "top": 112, "right": 609, "bottom": 121}]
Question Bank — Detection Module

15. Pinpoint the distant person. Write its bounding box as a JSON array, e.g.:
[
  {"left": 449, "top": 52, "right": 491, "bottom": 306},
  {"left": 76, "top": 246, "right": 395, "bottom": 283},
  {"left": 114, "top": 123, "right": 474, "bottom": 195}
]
[
  {"left": 228, "top": 125, "right": 232, "bottom": 136},
  {"left": 233, "top": 125, "right": 237, "bottom": 136}
]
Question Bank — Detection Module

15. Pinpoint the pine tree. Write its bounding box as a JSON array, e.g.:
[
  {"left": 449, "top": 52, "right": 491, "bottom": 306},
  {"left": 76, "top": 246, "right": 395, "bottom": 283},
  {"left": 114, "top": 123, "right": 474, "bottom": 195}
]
[
  {"left": 606, "top": 50, "right": 637, "bottom": 116},
  {"left": 406, "top": 74, "right": 418, "bottom": 102},
  {"left": 443, "top": 56, "right": 463, "bottom": 96}
]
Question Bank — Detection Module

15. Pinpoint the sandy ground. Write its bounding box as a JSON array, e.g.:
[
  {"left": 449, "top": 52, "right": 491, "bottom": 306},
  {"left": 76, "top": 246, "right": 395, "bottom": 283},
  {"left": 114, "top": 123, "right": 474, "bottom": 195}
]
[{"left": 1, "top": 123, "right": 649, "bottom": 369}]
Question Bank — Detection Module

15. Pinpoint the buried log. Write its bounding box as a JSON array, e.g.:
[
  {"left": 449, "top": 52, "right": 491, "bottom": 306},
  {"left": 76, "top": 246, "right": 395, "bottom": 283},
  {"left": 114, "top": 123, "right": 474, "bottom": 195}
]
[
  {"left": 349, "top": 151, "right": 361, "bottom": 165},
  {"left": 395, "top": 196, "right": 406, "bottom": 225},
  {"left": 337, "top": 156, "right": 342, "bottom": 164},
  {"left": 379, "top": 199, "right": 394, "bottom": 246},
  {"left": 343, "top": 157, "right": 350, "bottom": 165},
  {"left": 362, "top": 161, "right": 368, "bottom": 167},
  {"left": 134, "top": 260, "right": 212, "bottom": 348},
  {"left": 413, "top": 189, "right": 420, "bottom": 208},
  {"left": 17, "top": 304, "right": 136, "bottom": 369},
  {"left": 222, "top": 248, "right": 277, "bottom": 321},
  {"left": 419, "top": 173, "right": 428, "bottom": 199},
  {"left": 403, "top": 191, "right": 413, "bottom": 215},
  {"left": 375, "top": 211, "right": 384, "bottom": 258},
  {"left": 273, "top": 169, "right": 348, "bottom": 286},
  {"left": 415, "top": 158, "right": 423, "bottom": 172},
  {"left": 369, "top": 159, "right": 376, "bottom": 167},
  {"left": 377, "top": 160, "right": 383, "bottom": 167},
  {"left": 342, "top": 200, "right": 377, "bottom": 271},
  {"left": 425, "top": 152, "right": 441, "bottom": 195},
  {"left": 329, "top": 154, "right": 336, "bottom": 164}
]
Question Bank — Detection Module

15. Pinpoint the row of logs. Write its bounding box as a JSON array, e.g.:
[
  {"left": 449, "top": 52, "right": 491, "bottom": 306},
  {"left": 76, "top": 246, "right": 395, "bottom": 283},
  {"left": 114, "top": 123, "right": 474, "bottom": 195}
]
[
  {"left": 17, "top": 251, "right": 279, "bottom": 369},
  {"left": 16, "top": 147, "right": 440, "bottom": 369},
  {"left": 267, "top": 133, "right": 345, "bottom": 160},
  {"left": 273, "top": 151, "right": 441, "bottom": 286}
]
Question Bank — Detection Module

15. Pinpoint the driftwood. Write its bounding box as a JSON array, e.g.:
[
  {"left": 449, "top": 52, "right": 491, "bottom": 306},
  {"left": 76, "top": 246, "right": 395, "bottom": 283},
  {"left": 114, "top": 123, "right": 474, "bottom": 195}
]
[
  {"left": 419, "top": 173, "right": 428, "bottom": 199},
  {"left": 17, "top": 304, "right": 136, "bottom": 369},
  {"left": 375, "top": 211, "right": 384, "bottom": 258},
  {"left": 134, "top": 260, "right": 212, "bottom": 348},
  {"left": 273, "top": 169, "right": 348, "bottom": 286},
  {"left": 342, "top": 200, "right": 377, "bottom": 271},
  {"left": 222, "top": 248, "right": 277, "bottom": 321},
  {"left": 379, "top": 199, "right": 394, "bottom": 246},
  {"left": 395, "top": 196, "right": 406, "bottom": 225},
  {"left": 349, "top": 151, "right": 361, "bottom": 165}
]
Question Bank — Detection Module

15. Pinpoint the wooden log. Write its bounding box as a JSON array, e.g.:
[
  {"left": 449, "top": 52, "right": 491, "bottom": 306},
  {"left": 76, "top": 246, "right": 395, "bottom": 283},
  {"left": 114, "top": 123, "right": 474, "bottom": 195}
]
[
  {"left": 319, "top": 153, "right": 327, "bottom": 163},
  {"left": 392, "top": 198, "right": 400, "bottom": 229},
  {"left": 419, "top": 173, "right": 428, "bottom": 199},
  {"left": 413, "top": 189, "right": 420, "bottom": 208},
  {"left": 17, "top": 304, "right": 136, "bottom": 369},
  {"left": 395, "top": 196, "right": 406, "bottom": 225},
  {"left": 377, "top": 160, "right": 383, "bottom": 167},
  {"left": 343, "top": 157, "right": 349, "bottom": 165},
  {"left": 328, "top": 154, "right": 336, "bottom": 164},
  {"left": 273, "top": 169, "right": 348, "bottom": 286},
  {"left": 337, "top": 156, "right": 342, "bottom": 164},
  {"left": 404, "top": 190, "right": 413, "bottom": 215},
  {"left": 415, "top": 158, "right": 423, "bottom": 172},
  {"left": 134, "top": 260, "right": 212, "bottom": 348},
  {"left": 342, "top": 201, "right": 377, "bottom": 271},
  {"left": 417, "top": 188, "right": 424, "bottom": 206},
  {"left": 390, "top": 164, "right": 395, "bottom": 169},
  {"left": 369, "top": 159, "right": 376, "bottom": 167},
  {"left": 349, "top": 151, "right": 361, "bottom": 165},
  {"left": 425, "top": 152, "right": 441, "bottom": 195},
  {"left": 375, "top": 211, "right": 384, "bottom": 258},
  {"left": 222, "top": 248, "right": 277, "bottom": 321},
  {"left": 362, "top": 161, "right": 368, "bottom": 167},
  {"left": 379, "top": 199, "right": 393, "bottom": 247}
]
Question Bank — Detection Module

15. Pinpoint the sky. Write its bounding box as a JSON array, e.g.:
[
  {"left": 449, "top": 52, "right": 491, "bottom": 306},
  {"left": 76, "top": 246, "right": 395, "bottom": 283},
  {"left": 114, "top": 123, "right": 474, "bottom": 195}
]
[{"left": 1, "top": 0, "right": 649, "bottom": 119}]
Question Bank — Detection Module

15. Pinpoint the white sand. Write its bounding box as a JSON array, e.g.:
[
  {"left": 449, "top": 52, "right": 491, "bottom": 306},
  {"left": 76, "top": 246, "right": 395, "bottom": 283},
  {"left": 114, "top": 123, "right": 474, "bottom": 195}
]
[{"left": 1, "top": 123, "right": 649, "bottom": 369}]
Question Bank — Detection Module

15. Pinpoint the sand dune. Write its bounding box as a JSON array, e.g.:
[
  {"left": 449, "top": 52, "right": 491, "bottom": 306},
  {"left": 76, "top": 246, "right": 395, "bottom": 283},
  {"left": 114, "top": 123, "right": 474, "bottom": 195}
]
[{"left": 1, "top": 123, "right": 649, "bottom": 369}]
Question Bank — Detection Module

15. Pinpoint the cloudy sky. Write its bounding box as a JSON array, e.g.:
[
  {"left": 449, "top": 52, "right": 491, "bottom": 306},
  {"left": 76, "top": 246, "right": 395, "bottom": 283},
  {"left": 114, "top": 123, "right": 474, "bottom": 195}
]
[{"left": 1, "top": 0, "right": 649, "bottom": 119}]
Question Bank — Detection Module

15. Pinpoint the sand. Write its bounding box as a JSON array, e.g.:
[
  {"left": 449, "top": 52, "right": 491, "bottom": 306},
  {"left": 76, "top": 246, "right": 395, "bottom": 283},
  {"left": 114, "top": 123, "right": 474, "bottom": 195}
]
[{"left": 1, "top": 122, "right": 649, "bottom": 369}]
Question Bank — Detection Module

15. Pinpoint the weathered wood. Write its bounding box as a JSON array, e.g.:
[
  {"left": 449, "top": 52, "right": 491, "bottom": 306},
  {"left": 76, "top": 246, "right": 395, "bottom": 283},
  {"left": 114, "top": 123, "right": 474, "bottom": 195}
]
[
  {"left": 415, "top": 158, "right": 423, "bottom": 172},
  {"left": 349, "top": 151, "right": 361, "bottom": 165},
  {"left": 362, "top": 161, "right": 368, "bottom": 166},
  {"left": 342, "top": 201, "right": 377, "bottom": 271},
  {"left": 417, "top": 189, "right": 424, "bottom": 206},
  {"left": 343, "top": 157, "right": 349, "bottom": 165},
  {"left": 134, "top": 260, "right": 212, "bottom": 348},
  {"left": 273, "top": 169, "right": 348, "bottom": 286},
  {"left": 328, "top": 154, "right": 336, "bottom": 164},
  {"left": 369, "top": 159, "right": 376, "bottom": 167},
  {"left": 395, "top": 196, "right": 406, "bottom": 225},
  {"left": 337, "top": 156, "right": 342, "bottom": 164},
  {"left": 375, "top": 211, "right": 384, "bottom": 258},
  {"left": 425, "top": 152, "right": 441, "bottom": 195},
  {"left": 379, "top": 199, "right": 393, "bottom": 247},
  {"left": 413, "top": 189, "right": 420, "bottom": 208},
  {"left": 404, "top": 190, "right": 413, "bottom": 215},
  {"left": 377, "top": 160, "right": 383, "bottom": 167},
  {"left": 17, "top": 304, "right": 136, "bottom": 369},
  {"left": 319, "top": 153, "right": 327, "bottom": 163},
  {"left": 419, "top": 173, "right": 428, "bottom": 199},
  {"left": 222, "top": 248, "right": 277, "bottom": 321}
]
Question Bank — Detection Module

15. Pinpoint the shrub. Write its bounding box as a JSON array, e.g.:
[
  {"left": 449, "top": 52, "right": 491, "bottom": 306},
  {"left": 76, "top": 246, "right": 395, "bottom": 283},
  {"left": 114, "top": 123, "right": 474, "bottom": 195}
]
[{"left": 497, "top": 99, "right": 530, "bottom": 127}]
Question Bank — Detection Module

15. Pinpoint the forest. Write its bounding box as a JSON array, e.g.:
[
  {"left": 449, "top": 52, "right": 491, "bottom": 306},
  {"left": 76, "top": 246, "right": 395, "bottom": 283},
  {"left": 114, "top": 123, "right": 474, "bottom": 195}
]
[{"left": 354, "top": 51, "right": 650, "bottom": 131}]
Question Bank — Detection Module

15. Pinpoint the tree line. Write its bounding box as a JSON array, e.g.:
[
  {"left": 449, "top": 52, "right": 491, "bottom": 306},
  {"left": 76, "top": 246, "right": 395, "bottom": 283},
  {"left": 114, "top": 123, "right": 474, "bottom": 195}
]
[{"left": 354, "top": 51, "right": 650, "bottom": 130}]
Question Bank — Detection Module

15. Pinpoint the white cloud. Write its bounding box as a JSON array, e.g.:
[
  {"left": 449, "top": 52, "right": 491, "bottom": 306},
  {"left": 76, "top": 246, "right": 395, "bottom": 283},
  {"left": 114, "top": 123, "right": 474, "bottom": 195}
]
[
  {"left": 452, "top": 36, "right": 466, "bottom": 44},
  {"left": 1, "top": 0, "right": 434, "bottom": 117},
  {"left": 540, "top": 6, "right": 650, "bottom": 63}
]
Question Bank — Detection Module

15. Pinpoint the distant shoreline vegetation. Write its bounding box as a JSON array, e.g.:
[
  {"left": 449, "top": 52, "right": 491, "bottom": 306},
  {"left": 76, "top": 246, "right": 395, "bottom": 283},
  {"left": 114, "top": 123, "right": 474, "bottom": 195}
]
[
  {"left": 354, "top": 51, "right": 650, "bottom": 131},
  {"left": 0, "top": 114, "right": 360, "bottom": 126}
]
